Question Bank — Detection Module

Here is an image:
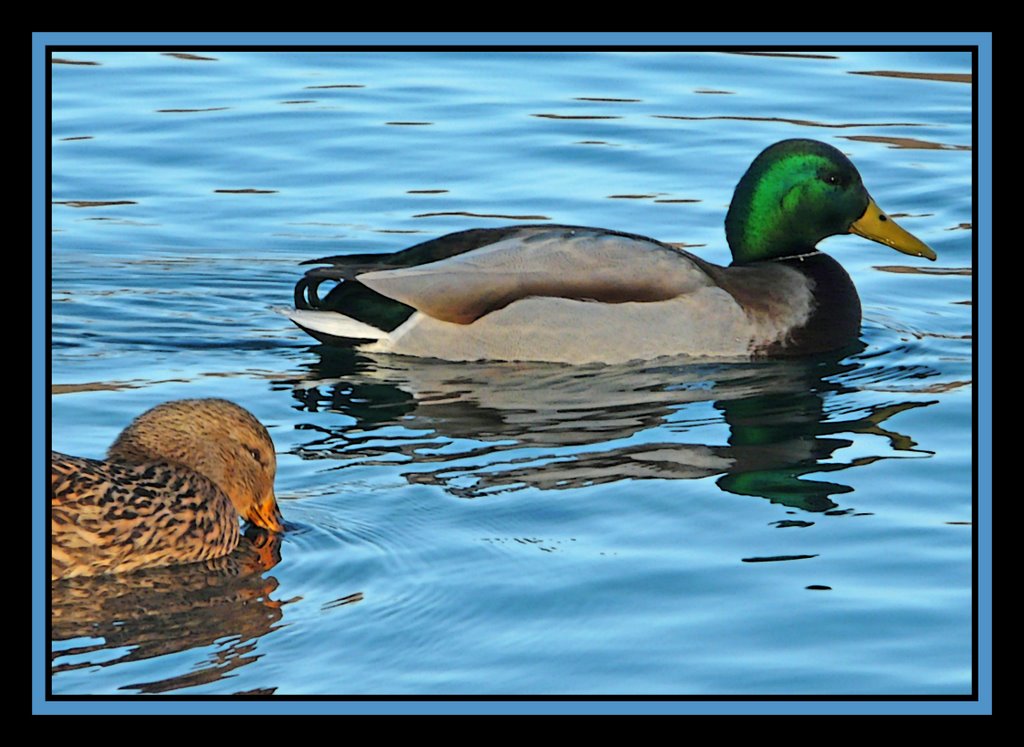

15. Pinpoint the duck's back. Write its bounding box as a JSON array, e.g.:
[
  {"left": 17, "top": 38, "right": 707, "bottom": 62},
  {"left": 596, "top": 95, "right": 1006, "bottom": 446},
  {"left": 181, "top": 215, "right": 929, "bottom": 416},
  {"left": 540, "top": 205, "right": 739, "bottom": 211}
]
[{"left": 50, "top": 452, "right": 241, "bottom": 580}]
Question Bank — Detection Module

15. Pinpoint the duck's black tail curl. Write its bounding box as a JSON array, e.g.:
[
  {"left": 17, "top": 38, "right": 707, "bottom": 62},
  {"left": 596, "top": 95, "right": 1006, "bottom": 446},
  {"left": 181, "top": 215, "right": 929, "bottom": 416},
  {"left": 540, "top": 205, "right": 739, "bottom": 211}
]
[
  {"left": 294, "top": 266, "right": 347, "bottom": 311},
  {"left": 293, "top": 264, "right": 415, "bottom": 332}
]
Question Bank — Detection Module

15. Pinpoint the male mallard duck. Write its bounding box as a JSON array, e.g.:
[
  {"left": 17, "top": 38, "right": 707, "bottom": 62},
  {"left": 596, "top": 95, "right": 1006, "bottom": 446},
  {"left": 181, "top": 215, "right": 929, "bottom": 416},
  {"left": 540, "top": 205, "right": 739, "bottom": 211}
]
[
  {"left": 51, "top": 398, "right": 284, "bottom": 580},
  {"left": 289, "top": 139, "right": 935, "bottom": 364}
]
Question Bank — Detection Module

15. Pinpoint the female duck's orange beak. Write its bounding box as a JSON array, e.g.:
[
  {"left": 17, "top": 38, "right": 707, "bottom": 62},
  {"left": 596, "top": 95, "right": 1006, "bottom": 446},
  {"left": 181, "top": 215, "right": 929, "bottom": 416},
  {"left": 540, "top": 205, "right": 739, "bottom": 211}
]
[{"left": 246, "top": 492, "right": 285, "bottom": 533}]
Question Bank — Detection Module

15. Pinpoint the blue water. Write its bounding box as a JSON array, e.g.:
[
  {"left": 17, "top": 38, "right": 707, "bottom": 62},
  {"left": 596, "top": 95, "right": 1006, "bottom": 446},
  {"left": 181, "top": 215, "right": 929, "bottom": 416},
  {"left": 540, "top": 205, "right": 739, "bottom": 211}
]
[{"left": 49, "top": 50, "right": 973, "bottom": 696}]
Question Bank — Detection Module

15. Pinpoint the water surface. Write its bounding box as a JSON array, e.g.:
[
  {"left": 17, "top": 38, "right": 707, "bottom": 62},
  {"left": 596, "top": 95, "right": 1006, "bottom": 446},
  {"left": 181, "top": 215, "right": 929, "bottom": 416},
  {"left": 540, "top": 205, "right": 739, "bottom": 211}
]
[{"left": 49, "top": 49, "right": 973, "bottom": 696}]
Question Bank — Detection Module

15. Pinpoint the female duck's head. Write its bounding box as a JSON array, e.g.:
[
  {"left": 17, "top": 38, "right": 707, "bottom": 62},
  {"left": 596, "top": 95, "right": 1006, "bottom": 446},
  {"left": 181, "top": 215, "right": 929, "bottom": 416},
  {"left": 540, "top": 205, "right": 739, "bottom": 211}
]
[
  {"left": 725, "top": 139, "right": 936, "bottom": 264},
  {"left": 107, "top": 398, "right": 284, "bottom": 533}
]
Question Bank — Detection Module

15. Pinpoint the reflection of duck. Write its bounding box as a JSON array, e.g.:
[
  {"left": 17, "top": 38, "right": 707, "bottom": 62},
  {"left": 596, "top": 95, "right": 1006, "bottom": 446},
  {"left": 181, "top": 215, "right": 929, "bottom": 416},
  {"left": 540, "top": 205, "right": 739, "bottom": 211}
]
[
  {"left": 291, "top": 139, "right": 935, "bottom": 363},
  {"left": 283, "top": 347, "right": 936, "bottom": 512},
  {"left": 52, "top": 529, "right": 288, "bottom": 694},
  {"left": 51, "top": 399, "right": 284, "bottom": 580},
  {"left": 712, "top": 386, "right": 933, "bottom": 512}
]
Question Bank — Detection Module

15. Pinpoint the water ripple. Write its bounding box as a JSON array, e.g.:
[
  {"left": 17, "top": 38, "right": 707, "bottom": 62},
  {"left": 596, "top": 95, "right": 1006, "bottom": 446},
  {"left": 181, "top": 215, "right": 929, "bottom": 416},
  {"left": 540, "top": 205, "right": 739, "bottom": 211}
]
[{"left": 49, "top": 49, "right": 974, "bottom": 697}]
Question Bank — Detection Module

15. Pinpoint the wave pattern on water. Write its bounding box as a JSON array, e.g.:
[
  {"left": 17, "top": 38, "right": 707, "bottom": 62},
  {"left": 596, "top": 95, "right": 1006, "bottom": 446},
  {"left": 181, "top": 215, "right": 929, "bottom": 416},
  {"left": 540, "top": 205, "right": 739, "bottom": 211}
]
[{"left": 49, "top": 49, "right": 973, "bottom": 697}]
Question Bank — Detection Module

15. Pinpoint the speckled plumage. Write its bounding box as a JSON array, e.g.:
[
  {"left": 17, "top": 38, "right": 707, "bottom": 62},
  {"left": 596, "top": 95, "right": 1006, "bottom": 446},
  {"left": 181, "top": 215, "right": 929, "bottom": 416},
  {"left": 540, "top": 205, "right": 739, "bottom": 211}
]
[{"left": 50, "top": 399, "right": 282, "bottom": 580}]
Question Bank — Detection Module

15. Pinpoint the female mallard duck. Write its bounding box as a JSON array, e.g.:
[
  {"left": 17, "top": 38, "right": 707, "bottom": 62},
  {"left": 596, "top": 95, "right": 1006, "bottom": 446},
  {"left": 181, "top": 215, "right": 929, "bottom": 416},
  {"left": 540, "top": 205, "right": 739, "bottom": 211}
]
[
  {"left": 51, "top": 398, "right": 284, "bottom": 580},
  {"left": 289, "top": 139, "right": 935, "bottom": 364}
]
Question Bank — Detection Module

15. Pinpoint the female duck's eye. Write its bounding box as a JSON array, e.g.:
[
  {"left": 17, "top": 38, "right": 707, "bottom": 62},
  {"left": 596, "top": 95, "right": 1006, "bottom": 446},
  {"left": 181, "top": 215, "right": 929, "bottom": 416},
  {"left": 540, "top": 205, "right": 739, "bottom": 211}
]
[{"left": 247, "top": 447, "right": 262, "bottom": 463}]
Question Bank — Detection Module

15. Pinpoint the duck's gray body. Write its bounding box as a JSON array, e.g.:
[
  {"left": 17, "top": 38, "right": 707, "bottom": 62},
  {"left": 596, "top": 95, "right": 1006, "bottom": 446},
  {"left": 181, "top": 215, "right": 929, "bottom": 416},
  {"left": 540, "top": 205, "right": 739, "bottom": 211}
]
[{"left": 290, "top": 225, "right": 857, "bottom": 364}]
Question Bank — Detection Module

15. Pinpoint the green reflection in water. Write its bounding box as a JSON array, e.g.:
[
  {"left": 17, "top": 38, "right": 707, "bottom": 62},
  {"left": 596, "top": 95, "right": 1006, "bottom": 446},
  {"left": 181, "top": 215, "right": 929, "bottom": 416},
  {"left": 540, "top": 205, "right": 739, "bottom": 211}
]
[{"left": 282, "top": 344, "right": 935, "bottom": 513}]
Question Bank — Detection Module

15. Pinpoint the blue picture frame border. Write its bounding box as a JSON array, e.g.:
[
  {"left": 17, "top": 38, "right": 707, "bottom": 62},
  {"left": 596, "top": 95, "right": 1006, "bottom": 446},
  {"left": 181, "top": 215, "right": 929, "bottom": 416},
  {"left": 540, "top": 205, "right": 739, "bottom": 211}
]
[{"left": 32, "top": 30, "right": 993, "bottom": 716}]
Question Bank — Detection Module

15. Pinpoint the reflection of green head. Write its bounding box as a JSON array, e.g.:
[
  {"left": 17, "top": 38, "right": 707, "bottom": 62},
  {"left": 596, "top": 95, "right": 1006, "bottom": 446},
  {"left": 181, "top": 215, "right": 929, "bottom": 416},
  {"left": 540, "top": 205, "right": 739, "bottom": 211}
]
[
  {"left": 717, "top": 469, "right": 846, "bottom": 513},
  {"left": 713, "top": 361, "right": 851, "bottom": 512},
  {"left": 725, "top": 139, "right": 870, "bottom": 263}
]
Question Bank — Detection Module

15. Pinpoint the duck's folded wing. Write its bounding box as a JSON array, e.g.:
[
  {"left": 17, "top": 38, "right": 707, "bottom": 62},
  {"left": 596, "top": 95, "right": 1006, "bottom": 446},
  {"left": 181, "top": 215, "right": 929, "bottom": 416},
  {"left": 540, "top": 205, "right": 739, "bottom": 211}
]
[
  {"left": 356, "top": 227, "right": 715, "bottom": 324},
  {"left": 294, "top": 225, "right": 556, "bottom": 320},
  {"left": 50, "top": 453, "right": 239, "bottom": 578}
]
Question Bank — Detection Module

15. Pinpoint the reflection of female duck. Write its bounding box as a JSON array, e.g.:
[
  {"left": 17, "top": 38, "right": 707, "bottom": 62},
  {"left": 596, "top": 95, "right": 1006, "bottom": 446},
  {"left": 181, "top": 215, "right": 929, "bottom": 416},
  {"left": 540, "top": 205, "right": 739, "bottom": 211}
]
[
  {"left": 292, "top": 139, "right": 935, "bottom": 363},
  {"left": 52, "top": 530, "right": 286, "bottom": 693},
  {"left": 51, "top": 399, "right": 284, "bottom": 580}
]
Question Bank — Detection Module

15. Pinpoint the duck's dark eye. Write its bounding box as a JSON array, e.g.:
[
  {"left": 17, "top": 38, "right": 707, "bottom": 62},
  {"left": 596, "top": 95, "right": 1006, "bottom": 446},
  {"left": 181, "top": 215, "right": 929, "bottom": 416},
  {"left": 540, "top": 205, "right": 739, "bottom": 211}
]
[
  {"left": 247, "top": 447, "right": 262, "bottom": 463},
  {"left": 824, "top": 173, "right": 840, "bottom": 186}
]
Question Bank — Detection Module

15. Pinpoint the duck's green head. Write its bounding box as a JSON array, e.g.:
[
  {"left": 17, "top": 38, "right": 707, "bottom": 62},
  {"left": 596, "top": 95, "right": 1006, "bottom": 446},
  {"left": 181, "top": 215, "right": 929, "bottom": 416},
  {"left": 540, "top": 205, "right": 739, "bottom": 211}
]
[{"left": 725, "top": 139, "right": 936, "bottom": 264}]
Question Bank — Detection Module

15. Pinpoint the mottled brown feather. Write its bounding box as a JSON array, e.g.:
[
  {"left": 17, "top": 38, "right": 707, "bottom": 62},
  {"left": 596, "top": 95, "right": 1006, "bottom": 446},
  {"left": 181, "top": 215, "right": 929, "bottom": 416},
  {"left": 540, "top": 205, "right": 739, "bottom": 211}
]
[
  {"left": 51, "top": 399, "right": 282, "bottom": 580},
  {"left": 51, "top": 453, "right": 240, "bottom": 579}
]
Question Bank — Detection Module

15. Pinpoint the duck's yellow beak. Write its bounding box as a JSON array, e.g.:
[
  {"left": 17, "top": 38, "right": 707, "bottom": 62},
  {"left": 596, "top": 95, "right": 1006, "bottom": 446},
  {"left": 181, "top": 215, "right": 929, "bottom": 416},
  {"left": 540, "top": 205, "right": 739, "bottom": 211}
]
[
  {"left": 850, "top": 196, "right": 937, "bottom": 261},
  {"left": 247, "top": 492, "right": 285, "bottom": 533}
]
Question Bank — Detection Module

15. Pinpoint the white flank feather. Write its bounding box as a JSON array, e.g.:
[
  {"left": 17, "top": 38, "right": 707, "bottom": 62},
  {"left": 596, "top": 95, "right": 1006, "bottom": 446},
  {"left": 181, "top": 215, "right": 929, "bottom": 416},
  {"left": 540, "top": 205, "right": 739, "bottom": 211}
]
[{"left": 286, "top": 309, "right": 387, "bottom": 342}]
